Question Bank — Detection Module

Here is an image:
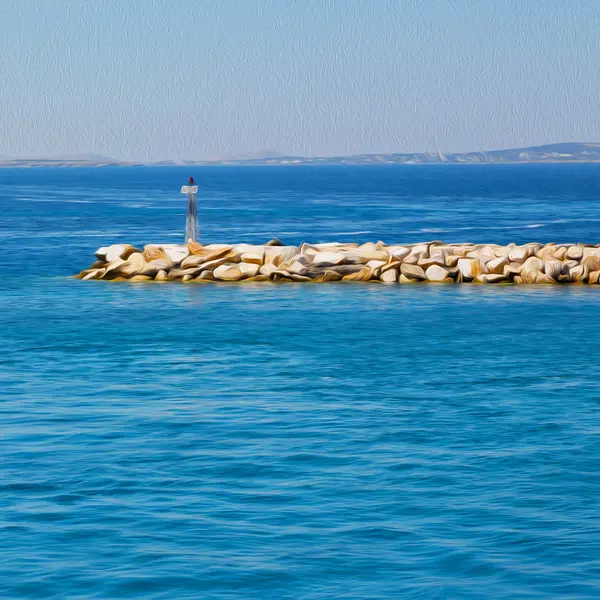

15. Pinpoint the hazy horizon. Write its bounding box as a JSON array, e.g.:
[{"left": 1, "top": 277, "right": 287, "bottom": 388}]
[{"left": 1, "top": 1, "right": 599, "bottom": 161}]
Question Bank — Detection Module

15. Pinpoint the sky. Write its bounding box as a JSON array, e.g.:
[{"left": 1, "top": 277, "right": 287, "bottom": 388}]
[{"left": 0, "top": 0, "right": 599, "bottom": 161}]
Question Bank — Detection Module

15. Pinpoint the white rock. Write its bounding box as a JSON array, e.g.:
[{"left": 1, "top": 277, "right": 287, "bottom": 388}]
[
  {"left": 389, "top": 246, "right": 410, "bottom": 260},
  {"left": 425, "top": 265, "right": 449, "bottom": 282},
  {"left": 457, "top": 258, "right": 481, "bottom": 280},
  {"left": 486, "top": 256, "right": 508, "bottom": 274},
  {"left": 312, "top": 252, "right": 346, "bottom": 266},
  {"left": 566, "top": 245, "right": 584, "bottom": 260},
  {"left": 380, "top": 268, "right": 398, "bottom": 283},
  {"left": 239, "top": 263, "right": 260, "bottom": 277},
  {"left": 96, "top": 244, "right": 131, "bottom": 263},
  {"left": 400, "top": 263, "right": 426, "bottom": 280},
  {"left": 213, "top": 264, "right": 243, "bottom": 281},
  {"left": 508, "top": 246, "right": 534, "bottom": 262},
  {"left": 145, "top": 244, "right": 189, "bottom": 265}
]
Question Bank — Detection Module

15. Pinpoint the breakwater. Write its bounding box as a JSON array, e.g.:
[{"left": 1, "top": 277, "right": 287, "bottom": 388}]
[{"left": 75, "top": 240, "right": 600, "bottom": 284}]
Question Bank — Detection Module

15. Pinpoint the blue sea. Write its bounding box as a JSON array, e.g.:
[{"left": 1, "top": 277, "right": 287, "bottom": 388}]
[{"left": 1, "top": 165, "right": 600, "bottom": 599}]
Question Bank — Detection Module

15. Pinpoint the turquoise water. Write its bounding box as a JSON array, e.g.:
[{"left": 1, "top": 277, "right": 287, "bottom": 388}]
[{"left": 1, "top": 166, "right": 600, "bottom": 598}]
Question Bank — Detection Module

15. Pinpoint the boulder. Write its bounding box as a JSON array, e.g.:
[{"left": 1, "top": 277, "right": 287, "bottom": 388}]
[
  {"left": 400, "top": 263, "right": 426, "bottom": 280},
  {"left": 342, "top": 267, "right": 373, "bottom": 282},
  {"left": 543, "top": 260, "right": 562, "bottom": 279},
  {"left": 520, "top": 256, "right": 544, "bottom": 277},
  {"left": 213, "top": 264, "right": 244, "bottom": 281},
  {"left": 588, "top": 271, "right": 600, "bottom": 285},
  {"left": 475, "top": 273, "right": 508, "bottom": 284},
  {"left": 82, "top": 268, "right": 104, "bottom": 280},
  {"left": 380, "top": 268, "right": 398, "bottom": 283},
  {"left": 96, "top": 244, "right": 134, "bottom": 263},
  {"left": 241, "top": 251, "right": 265, "bottom": 265},
  {"left": 486, "top": 256, "right": 509, "bottom": 274},
  {"left": 154, "top": 269, "right": 169, "bottom": 281},
  {"left": 265, "top": 238, "right": 284, "bottom": 246},
  {"left": 130, "top": 274, "right": 153, "bottom": 282},
  {"left": 508, "top": 246, "right": 534, "bottom": 262},
  {"left": 457, "top": 258, "right": 482, "bottom": 281},
  {"left": 389, "top": 246, "right": 410, "bottom": 260},
  {"left": 425, "top": 265, "right": 450, "bottom": 282},
  {"left": 312, "top": 252, "right": 346, "bottom": 266},
  {"left": 144, "top": 244, "right": 189, "bottom": 265},
  {"left": 399, "top": 274, "right": 420, "bottom": 284},
  {"left": 566, "top": 245, "right": 584, "bottom": 260}
]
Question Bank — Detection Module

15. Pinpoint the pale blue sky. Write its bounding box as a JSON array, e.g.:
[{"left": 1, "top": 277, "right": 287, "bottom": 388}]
[{"left": 0, "top": 0, "right": 598, "bottom": 161}]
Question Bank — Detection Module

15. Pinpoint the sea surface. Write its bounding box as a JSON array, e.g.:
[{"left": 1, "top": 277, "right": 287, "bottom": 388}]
[{"left": 1, "top": 165, "right": 599, "bottom": 599}]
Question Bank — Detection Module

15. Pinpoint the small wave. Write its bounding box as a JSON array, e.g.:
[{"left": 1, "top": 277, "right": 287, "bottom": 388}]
[{"left": 525, "top": 224, "right": 545, "bottom": 229}]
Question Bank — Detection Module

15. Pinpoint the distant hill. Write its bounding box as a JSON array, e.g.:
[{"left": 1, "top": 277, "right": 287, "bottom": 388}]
[{"left": 2, "top": 143, "right": 600, "bottom": 168}]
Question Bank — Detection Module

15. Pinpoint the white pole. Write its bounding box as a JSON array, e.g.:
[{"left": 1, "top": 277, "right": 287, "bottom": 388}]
[{"left": 180, "top": 181, "right": 199, "bottom": 243}]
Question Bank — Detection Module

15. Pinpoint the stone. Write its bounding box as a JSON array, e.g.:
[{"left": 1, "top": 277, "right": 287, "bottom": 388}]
[
  {"left": 367, "top": 259, "right": 387, "bottom": 271},
  {"left": 553, "top": 246, "right": 568, "bottom": 260},
  {"left": 566, "top": 245, "right": 584, "bottom": 260},
  {"left": 457, "top": 258, "right": 482, "bottom": 281},
  {"left": 520, "top": 256, "right": 545, "bottom": 277},
  {"left": 213, "top": 264, "right": 243, "bottom": 281},
  {"left": 544, "top": 260, "right": 562, "bottom": 279},
  {"left": 400, "top": 263, "right": 426, "bottom": 280},
  {"left": 425, "top": 265, "right": 449, "bottom": 282},
  {"left": 154, "top": 269, "right": 168, "bottom": 281},
  {"left": 380, "top": 268, "right": 398, "bottom": 283},
  {"left": 342, "top": 267, "right": 373, "bottom": 282},
  {"left": 82, "top": 268, "right": 104, "bottom": 280},
  {"left": 475, "top": 273, "right": 508, "bottom": 283},
  {"left": 239, "top": 263, "right": 260, "bottom": 277},
  {"left": 389, "top": 246, "right": 410, "bottom": 260},
  {"left": 399, "top": 274, "right": 420, "bottom": 284},
  {"left": 312, "top": 252, "right": 346, "bottom": 266},
  {"left": 508, "top": 246, "right": 534, "bottom": 262},
  {"left": 265, "top": 238, "right": 284, "bottom": 246},
  {"left": 486, "top": 256, "right": 509, "bottom": 274},
  {"left": 96, "top": 244, "right": 134, "bottom": 263},
  {"left": 569, "top": 264, "right": 586, "bottom": 283},
  {"left": 533, "top": 272, "right": 557, "bottom": 284},
  {"left": 241, "top": 251, "right": 265, "bottom": 265},
  {"left": 588, "top": 271, "right": 600, "bottom": 285},
  {"left": 143, "top": 246, "right": 171, "bottom": 263},
  {"left": 130, "top": 274, "right": 153, "bottom": 282},
  {"left": 196, "top": 270, "right": 215, "bottom": 281}
]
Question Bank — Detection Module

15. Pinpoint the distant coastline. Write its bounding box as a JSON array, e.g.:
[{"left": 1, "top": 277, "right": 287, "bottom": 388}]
[{"left": 3, "top": 142, "right": 600, "bottom": 168}]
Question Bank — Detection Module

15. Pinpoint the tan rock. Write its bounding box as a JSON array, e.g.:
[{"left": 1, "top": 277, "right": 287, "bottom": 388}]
[
  {"left": 508, "top": 246, "right": 534, "bottom": 262},
  {"left": 380, "top": 268, "right": 398, "bottom": 283},
  {"left": 475, "top": 273, "right": 508, "bottom": 283},
  {"left": 553, "top": 246, "right": 568, "bottom": 260},
  {"left": 241, "top": 251, "right": 265, "bottom": 265},
  {"left": 400, "top": 263, "right": 426, "bottom": 280},
  {"left": 95, "top": 244, "right": 133, "bottom": 262},
  {"left": 588, "top": 270, "right": 600, "bottom": 284},
  {"left": 569, "top": 264, "right": 586, "bottom": 282},
  {"left": 543, "top": 260, "right": 562, "bottom": 279},
  {"left": 143, "top": 246, "right": 171, "bottom": 263},
  {"left": 130, "top": 275, "right": 153, "bottom": 282},
  {"left": 566, "top": 245, "right": 584, "bottom": 260},
  {"left": 196, "top": 270, "right": 215, "bottom": 281},
  {"left": 486, "top": 256, "right": 509, "bottom": 274},
  {"left": 342, "top": 267, "right": 373, "bottom": 282},
  {"left": 389, "top": 246, "right": 410, "bottom": 260},
  {"left": 213, "top": 264, "right": 243, "bottom": 281},
  {"left": 534, "top": 272, "right": 557, "bottom": 284},
  {"left": 154, "top": 269, "right": 168, "bottom": 281},
  {"left": 312, "top": 252, "right": 346, "bottom": 266},
  {"left": 82, "top": 268, "right": 104, "bottom": 280},
  {"left": 457, "top": 258, "right": 482, "bottom": 281},
  {"left": 399, "top": 274, "right": 420, "bottom": 284},
  {"left": 521, "top": 256, "right": 545, "bottom": 277},
  {"left": 425, "top": 265, "right": 449, "bottom": 282}
]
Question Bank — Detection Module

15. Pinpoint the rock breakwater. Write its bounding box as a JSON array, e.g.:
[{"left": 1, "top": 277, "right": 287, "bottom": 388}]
[{"left": 75, "top": 240, "right": 600, "bottom": 284}]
